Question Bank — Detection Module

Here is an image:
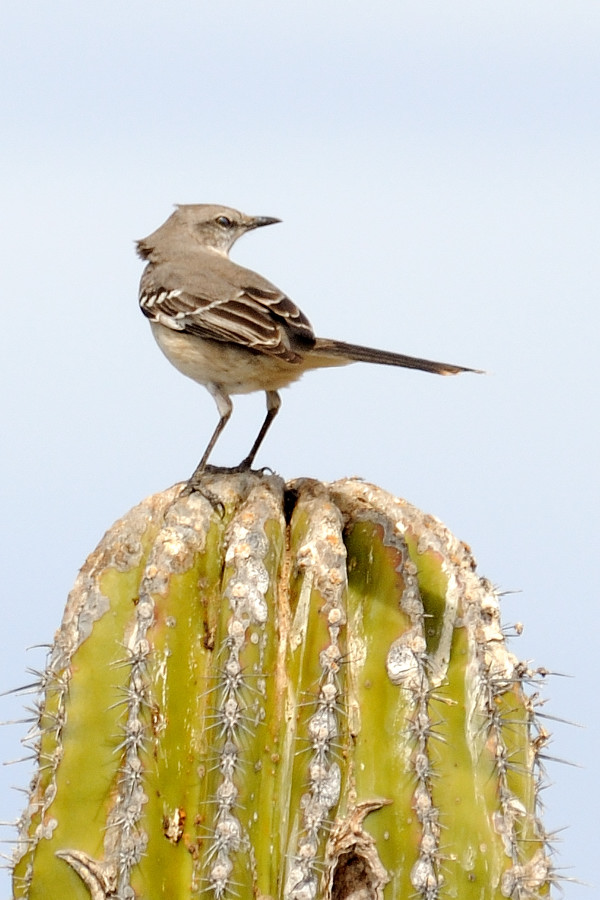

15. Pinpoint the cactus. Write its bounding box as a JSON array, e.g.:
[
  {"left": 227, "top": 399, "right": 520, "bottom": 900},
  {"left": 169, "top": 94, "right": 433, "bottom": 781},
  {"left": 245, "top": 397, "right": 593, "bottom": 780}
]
[{"left": 11, "top": 475, "right": 554, "bottom": 899}]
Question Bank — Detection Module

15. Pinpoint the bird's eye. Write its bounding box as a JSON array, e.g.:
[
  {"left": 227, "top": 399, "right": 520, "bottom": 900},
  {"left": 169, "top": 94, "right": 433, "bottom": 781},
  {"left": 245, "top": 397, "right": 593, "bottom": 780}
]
[{"left": 216, "top": 216, "right": 232, "bottom": 228}]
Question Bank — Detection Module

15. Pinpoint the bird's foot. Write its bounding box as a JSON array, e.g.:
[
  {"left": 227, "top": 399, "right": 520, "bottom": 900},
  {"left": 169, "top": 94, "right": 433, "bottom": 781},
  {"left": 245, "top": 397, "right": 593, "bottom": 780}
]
[
  {"left": 182, "top": 463, "right": 274, "bottom": 507},
  {"left": 191, "top": 462, "right": 274, "bottom": 478},
  {"left": 179, "top": 480, "right": 225, "bottom": 514},
  {"left": 181, "top": 461, "right": 277, "bottom": 512}
]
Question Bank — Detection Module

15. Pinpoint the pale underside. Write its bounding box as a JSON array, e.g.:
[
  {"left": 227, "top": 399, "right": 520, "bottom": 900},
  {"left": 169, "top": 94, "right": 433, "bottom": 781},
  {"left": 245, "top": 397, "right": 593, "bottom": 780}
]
[{"left": 150, "top": 321, "right": 349, "bottom": 395}]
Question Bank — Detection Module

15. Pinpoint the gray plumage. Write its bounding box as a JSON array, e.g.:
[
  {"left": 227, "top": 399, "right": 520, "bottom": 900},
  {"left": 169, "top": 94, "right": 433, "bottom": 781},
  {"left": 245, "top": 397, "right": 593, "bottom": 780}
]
[{"left": 137, "top": 204, "right": 480, "bottom": 480}]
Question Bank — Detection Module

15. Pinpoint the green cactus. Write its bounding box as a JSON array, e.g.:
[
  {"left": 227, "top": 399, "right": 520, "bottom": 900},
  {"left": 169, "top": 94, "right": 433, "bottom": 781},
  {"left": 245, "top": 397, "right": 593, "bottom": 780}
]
[{"left": 11, "top": 475, "right": 553, "bottom": 899}]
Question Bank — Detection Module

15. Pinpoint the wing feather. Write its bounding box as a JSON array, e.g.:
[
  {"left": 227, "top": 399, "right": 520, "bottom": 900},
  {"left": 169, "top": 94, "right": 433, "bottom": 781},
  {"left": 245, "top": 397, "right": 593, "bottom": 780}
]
[{"left": 139, "top": 265, "right": 315, "bottom": 362}]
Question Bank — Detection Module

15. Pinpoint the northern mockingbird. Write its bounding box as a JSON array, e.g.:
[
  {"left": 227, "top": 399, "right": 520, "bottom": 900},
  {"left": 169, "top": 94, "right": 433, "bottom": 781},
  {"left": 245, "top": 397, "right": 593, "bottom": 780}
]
[{"left": 137, "top": 204, "right": 480, "bottom": 481}]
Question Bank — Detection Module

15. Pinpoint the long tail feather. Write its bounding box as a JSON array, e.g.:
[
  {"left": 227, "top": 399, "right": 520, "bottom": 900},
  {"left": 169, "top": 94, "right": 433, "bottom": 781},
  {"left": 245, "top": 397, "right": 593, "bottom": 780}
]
[{"left": 313, "top": 337, "right": 482, "bottom": 375}]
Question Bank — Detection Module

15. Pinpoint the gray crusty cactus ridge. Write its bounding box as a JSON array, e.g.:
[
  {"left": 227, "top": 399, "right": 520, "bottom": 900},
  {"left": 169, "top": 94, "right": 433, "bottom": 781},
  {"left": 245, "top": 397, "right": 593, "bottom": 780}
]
[{"left": 12, "top": 475, "right": 554, "bottom": 899}]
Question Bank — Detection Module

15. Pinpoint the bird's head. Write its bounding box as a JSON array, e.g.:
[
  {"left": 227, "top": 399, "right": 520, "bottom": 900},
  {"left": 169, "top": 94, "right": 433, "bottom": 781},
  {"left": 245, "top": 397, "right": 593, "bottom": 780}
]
[{"left": 136, "top": 204, "right": 281, "bottom": 260}]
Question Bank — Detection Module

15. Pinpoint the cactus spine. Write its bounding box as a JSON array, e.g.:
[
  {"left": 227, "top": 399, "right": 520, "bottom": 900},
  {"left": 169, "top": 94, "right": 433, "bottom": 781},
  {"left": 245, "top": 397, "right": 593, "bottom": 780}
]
[{"left": 11, "top": 475, "right": 553, "bottom": 899}]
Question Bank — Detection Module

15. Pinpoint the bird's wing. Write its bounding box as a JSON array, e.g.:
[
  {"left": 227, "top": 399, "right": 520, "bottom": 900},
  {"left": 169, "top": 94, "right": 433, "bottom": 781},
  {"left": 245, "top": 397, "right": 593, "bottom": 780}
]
[{"left": 139, "top": 262, "right": 315, "bottom": 362}]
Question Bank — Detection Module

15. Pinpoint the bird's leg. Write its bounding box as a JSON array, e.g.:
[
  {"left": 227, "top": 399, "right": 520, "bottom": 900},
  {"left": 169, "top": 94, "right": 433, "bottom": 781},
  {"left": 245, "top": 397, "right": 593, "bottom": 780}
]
[
  {"left": 238, "top": 390, "right": 281, "bottom": 471},
  {"left": 187, "top": 385, "right": 233, "bottom": 484}
]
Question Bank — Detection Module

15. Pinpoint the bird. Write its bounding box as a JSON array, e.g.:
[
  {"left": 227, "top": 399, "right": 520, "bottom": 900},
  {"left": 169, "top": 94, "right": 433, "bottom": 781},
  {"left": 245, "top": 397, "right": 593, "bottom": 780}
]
[{"left": 137, "top": 204, "right": 481, "bottom": 483}]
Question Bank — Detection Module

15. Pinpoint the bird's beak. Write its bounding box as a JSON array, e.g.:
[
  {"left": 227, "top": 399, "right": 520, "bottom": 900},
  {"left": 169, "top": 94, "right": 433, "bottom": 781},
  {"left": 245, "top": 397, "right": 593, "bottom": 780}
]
[{"left": 249, "top": 216, "right": 282, "bottom": 229}]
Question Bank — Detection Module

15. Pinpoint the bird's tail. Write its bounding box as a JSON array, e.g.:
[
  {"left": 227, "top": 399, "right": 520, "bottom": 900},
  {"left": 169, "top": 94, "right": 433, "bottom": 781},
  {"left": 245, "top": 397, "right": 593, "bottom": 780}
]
[{"left": 312, "top": 337, "right": 482, "bottom": 376}]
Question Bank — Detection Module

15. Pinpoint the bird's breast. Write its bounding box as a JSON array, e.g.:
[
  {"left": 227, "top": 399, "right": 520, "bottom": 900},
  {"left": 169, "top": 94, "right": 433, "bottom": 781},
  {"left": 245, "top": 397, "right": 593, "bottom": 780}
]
[{"left": 149, "top": 321, "right": 306, "bottom": 394}]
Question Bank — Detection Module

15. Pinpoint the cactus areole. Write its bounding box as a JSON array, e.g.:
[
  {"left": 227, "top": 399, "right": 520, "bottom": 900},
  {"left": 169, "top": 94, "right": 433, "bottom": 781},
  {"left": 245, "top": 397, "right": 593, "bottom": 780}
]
[{"left": 12, "top": 476, "right": 553, "bottom": 899}]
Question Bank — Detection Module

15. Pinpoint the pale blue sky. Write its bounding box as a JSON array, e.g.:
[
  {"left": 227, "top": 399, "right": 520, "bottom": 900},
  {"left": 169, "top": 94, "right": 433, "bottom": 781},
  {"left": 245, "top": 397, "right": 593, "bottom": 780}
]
[{"left": 1, "top": 2, "right": 598, "bottom": 895}]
